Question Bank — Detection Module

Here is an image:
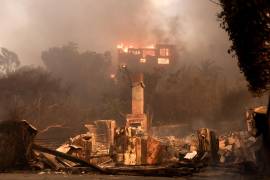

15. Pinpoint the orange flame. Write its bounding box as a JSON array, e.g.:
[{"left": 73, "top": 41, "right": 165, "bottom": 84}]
[
  {"left": 117, "top": 43, "right": 131, "bottom": 53},
  {"left": 146, "top": 44, "right": 155, "bottom": 49},
  {"left": 117, "top": 43, "right": 155, "bottom": 53}
]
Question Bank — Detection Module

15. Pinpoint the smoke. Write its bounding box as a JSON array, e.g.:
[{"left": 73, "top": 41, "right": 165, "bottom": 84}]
[
  {"left": 0, "top": 0, "right": 238, "bottom": 73},
  {"left": 0, "top": 0, "right": 268, "bottom": 132}
]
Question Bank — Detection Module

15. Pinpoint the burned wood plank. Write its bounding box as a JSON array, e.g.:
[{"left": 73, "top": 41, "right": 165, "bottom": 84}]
[
  {"left": 32, "top": 144, "right": 104, "bottom": 173},
  {"left": 38, "top": 153, "right": 63, "bottom": 170}
]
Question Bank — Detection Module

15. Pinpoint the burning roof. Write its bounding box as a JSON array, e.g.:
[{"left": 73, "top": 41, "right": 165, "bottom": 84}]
[{"left": 117, "top": 43, "right": 177, "bottom": 72}]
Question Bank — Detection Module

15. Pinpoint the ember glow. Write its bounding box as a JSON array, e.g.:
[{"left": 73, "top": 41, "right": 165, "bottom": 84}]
[
  {"left": 110, "top": 74, "right": 116, "bottom": 79},
  {"left": 158, "top": 57, "right": 170, "bottom": 65},
  {"left": 117, "top": 43, "right": 155, "bottom": 53},
  {"left": 145, "top": 44, "right": 155, "bottom": 49},
  {"left": 140, "top": 58, "right": 146, "bottom": 63},
  {"left": 117, "top": 43, "right": 129, "bottom": 53}
]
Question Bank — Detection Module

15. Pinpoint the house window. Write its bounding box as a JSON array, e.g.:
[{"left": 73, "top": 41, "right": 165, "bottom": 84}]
[
  {"left": 158, "top": 58, "right": 170, "bottom": 64},
  {"left": 159, "top": 48, "right": 169, "bottom": 57},
  {"left": 129, "top": 49, "right": 141, "bottom": 55}
]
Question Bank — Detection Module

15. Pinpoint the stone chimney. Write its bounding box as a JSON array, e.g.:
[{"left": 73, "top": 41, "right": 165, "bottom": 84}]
[
  {"left": 131, "top": 73, "right": 144, "bottom": 114},
  {"left": 126, "top": 73, "right": 149, "bottom": 133}
]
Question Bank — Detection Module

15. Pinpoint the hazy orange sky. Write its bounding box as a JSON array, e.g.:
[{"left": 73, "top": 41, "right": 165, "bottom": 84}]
[{"left": 0, "top": 0, "right": 238, "bottom": 74}]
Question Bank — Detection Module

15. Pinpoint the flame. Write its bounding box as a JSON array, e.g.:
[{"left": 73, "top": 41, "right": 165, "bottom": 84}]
[
  {"left": 117, "top": 43, "right": 124, "bottom": 49},
  {"left": 140, "top": 58, "right": 146, "bottom": 63},
  {"left": 146, "top": 44, "right": 155, "bottom": 49},
  {"left": 117, "top": 43, "right": 155, "bottom": 53},
  {"left": 117, "top": 43, "right": 132, "bottom": 53},
  {"left": 123, "top": 47, "right": 128, "bottom": 53},
  {"left": 110, "top": 74, "right": 116, "bottom": 79}
]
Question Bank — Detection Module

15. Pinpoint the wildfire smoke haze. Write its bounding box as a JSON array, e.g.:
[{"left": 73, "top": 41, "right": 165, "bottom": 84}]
[
  {"left": 0, "top": 0, "right": 267, "bottom": 132},
  {"left": 0, "top": 1, "right": 269, "bottom": 178},
  {"left": 0, "top": 0, "right": 235, "bottom": 72}
]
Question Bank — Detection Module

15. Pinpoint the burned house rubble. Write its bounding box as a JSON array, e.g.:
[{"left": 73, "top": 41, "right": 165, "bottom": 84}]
[{"left": 0, "top": 70, "right": 265, "bottom": 177}]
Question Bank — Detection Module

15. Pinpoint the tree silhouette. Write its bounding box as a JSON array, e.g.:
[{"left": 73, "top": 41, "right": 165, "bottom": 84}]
[
  {"left": 0, "top": 48, "right": 20, "bottom": 75},
  {"left": 218, "top": 0, "right": 270, "bottom": 170},
  {"left": 218, "top": 0, "right": 270, "bottom": 95}
]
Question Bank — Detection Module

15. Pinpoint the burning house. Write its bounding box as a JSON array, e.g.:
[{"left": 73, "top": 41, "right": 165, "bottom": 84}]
[{"left": 117, "top": 44, "right": 177, "bottom": 72}]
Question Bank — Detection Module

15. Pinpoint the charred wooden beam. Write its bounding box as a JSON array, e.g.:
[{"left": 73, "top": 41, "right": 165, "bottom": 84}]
[{"left": 32, "top": 144, "right": 104, "bottom": 173}]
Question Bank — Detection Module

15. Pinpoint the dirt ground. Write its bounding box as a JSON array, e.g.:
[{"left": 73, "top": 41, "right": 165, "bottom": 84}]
[{"left": 0, "top": 167, "right": 262, "bottom": 180}]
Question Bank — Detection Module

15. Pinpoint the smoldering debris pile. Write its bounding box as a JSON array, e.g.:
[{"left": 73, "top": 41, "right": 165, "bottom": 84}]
[
  {"left": 0, "top": 118, "right": 264, "bottom": 177},
  {"left": 0, "top": 120, "right": 103, "bottom": 173},
  {"left": 0, "top": 119, "right": 210, "bottom": 176},
  {"left": 51, "top": 121, "right": 217, "bottom": 176},
  {"left": 218, "top": 131, "right": 260, "bottom": 165}
]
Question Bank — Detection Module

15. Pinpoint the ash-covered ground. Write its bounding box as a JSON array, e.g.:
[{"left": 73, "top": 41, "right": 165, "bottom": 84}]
[{"left": 0, "top": 167, "right": 261, "bottom": 180}]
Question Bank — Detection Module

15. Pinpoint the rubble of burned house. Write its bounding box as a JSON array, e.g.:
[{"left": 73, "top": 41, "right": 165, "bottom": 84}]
[
  {"left": 218, "top": 131, "right": 257, "bottom": 164},
  {"left": 43, "top": 102, "right": 264, "bottom": 175},
  {"left": 31, "top": 73, "right": 231, "bottom": 173}
]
